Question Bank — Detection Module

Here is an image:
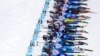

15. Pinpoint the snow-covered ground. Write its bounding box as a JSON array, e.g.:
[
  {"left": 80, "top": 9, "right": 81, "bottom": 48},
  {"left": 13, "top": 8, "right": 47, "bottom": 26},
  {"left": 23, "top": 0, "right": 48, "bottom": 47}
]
[
  {"left": 0, "top": 0, "right": 45, "bottom": 56},
  {"left": 0, "top": 0, "right": 100, "bottom": 56}
]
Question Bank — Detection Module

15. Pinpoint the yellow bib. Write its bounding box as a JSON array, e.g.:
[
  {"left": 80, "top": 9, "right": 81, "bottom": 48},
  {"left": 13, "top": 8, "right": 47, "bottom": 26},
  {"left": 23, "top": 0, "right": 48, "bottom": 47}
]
[
  {"left": 74, "top": 54, "right": 79, "bottom": 56},
  {"left": 64, "top": 19, "right": 74, "bottom": 23}
]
